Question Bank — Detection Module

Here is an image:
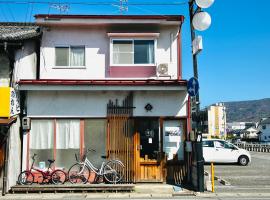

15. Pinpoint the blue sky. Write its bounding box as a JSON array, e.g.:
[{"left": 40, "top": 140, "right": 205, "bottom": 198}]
[{"left": 0, "top": 0, "right": 269, "bottom": 107}]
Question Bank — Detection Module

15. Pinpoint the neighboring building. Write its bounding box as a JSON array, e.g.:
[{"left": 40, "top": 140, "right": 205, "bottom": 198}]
[
  {"left": 227, "top": 122, "right": 255, "bottom": 131},
  {"left": 17, "top": 15, "right": 192, "bottom": 185},
  {"left": 0, "top": 23, "right": 41, "bottom": 194},
  {"left": 258, "top": 118, "right": 270, "bottom": 142},
  {"left": 202, "top": 103, "right": 227, "bottom": 139},
  {"left": 240, "top": 127, "right": 259, "bottom": 141}
]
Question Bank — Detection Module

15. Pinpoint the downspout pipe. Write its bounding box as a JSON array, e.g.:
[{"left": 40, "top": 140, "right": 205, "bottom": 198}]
[{"left": 177, "top": 20, "right": 184, "bottom": 81}]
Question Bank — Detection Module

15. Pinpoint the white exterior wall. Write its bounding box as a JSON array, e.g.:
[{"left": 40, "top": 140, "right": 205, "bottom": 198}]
[
  {"left": 6, "top": 118, "right": 21, "bottom": 190},
  {"left": 14, "top": 41, "right": 37, "bottom": 82},
  {"left": 27, "top": 91, "right": 187, "bottom": 118},
  {"left": 228, "top": 122, "right": 247, "bottom": 130},
  {"left": 156, "top": 27, "right": 179, "bottom": 78},
  {"left": 39, "top": 26, "right": 179, "bottom": 79}
]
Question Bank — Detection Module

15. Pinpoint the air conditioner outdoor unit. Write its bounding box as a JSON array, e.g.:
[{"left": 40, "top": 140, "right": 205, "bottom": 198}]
[{"left": 157, "top": 63, "right": 169, "bottom": 76}]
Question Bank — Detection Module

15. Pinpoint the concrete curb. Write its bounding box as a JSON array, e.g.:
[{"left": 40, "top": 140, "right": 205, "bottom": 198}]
[
  {"left": 197, "top": 192, "right": 270, "bottom": 198},
  {"left": 205, "top": 170, "right": 231, "bottom": 186},
  {"left": 2, "top": 191, "right": 270, "bottom": 199}
]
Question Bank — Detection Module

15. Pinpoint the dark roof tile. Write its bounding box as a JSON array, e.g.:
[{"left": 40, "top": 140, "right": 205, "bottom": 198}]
[{"left": 0, "top": 23, "right": 40, "bottom": 41}]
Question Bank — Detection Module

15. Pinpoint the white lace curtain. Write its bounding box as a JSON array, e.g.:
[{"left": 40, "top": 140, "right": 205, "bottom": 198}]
[
  {"left": 30, "top": 119, "right": 80, "bottom": 150},
  {"left": 56, "top": 120, "right": 80, "bottom": 149},
  {"left": 30, "top": 120, "right": 54, "bottom": 149},
  {"left": 70, "top": 47, "right": 85, "bottom": 66}
]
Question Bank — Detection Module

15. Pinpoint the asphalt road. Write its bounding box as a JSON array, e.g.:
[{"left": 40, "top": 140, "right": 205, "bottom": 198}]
[{"left": 204, "top": 152, "right": 270, "bottom": 194}]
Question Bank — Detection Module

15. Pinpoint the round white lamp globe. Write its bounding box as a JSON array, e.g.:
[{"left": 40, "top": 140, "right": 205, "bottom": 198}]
[
  {"left": 195, "top": 0, "right": 215, "bottom": 8},
  {"left": 192, "top": 11, "right": 212, "bottom": 31}
]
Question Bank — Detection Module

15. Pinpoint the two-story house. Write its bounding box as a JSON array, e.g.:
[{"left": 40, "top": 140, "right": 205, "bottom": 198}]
[{"left": 18, "top": 15, "right": 190, "bottom": 184}]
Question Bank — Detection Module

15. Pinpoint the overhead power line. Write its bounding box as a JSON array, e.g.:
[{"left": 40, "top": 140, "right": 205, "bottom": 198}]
[{"left": 0, "top": 1, "right": 187, "bottom": 6}]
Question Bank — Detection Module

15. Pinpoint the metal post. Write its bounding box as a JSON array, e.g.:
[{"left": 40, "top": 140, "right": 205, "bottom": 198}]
[
  {"left": 211, "top": 162, "right": 215, "bottom": 192},
  {"left": 189, "top": 0, "right": 204, "bottom": 192}
]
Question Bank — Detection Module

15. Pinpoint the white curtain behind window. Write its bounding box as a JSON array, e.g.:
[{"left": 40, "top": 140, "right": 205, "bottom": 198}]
[
  {"left": 113, "top": 41, "right": 133, "bottom": 64},
  {"left": 56, "top": 120, "right": 80, "bottom": 149},
  {"left": 147, "top": 41, "right": 154, "bottom": 64},
  {"left": 70, "top": 47, "right": 85, "bottom": 66},
  {"left": 30, "top": 120, "right": 54, "bottom": 149}
]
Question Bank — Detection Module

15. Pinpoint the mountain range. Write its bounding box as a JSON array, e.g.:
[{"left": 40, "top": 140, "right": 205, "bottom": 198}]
[{"left": 224, "top": 98, "right": 270, "bottom": 122}]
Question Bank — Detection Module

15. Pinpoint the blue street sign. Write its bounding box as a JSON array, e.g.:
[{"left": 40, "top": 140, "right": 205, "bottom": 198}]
[{"left": 187, "top": 77, "right": 199, "bottom": 97}]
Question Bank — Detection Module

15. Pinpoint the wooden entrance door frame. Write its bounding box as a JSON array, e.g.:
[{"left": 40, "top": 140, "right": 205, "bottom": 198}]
[{"left": 133, "top": 117, "right": 165, "bottom": 183}]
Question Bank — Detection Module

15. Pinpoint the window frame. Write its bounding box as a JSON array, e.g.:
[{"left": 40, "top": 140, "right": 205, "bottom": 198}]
[
  {"left": 110, "top": 38, "right": 157, "bottom": 66},
  {"left": 54, "top": 45, "right": 86, "bottom": 69}
]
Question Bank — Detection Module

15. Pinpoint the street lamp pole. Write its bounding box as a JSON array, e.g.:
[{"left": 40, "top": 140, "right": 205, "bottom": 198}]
[
  {"left": 189, "top": 1, "right": 203, "bottom": 192},
  {"left": 188, "top": 0, "right": 214, "bottom": 192}
]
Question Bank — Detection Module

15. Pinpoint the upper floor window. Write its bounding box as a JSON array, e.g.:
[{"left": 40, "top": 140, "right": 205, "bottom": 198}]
[
  {"left": 55, "top": 46, "right": 85, "bottom": 67},
  {"left": 111, "top": 39, "right": 155, "bottom": 65}
]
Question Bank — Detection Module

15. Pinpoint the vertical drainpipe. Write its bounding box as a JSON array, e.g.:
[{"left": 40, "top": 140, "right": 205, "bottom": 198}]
[
  {"left": 177, "top": 20, "right": 183, "bottom": 80},
  {"left": 36, "top": 38, "right": 41, "bottom": 80}
]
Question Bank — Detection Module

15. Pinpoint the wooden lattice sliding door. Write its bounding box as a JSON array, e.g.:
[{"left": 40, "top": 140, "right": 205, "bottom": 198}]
[{"left": 106, "top": 93, "right": 135, "bottom": 183}]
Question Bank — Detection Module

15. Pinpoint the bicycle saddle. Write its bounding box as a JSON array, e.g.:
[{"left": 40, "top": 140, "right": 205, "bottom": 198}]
[
  {"left": 48, "top": 159, "right": 55, "bottom": 163},
  {"left": 101, "top": 155, "right": 108, "bottom": 159}
]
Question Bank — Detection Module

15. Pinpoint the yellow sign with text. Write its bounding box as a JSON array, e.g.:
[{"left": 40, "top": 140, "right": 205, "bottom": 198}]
[
  {"left": 0, "top": 87, "right": 11, "bottom": 117},
  {"left": 0, "top": 87, "right": 20, "bottom": 117}
]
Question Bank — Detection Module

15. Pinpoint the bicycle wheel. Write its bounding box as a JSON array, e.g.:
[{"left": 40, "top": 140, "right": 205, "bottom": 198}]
[
  {"left": 103, "top": 160, "right": 125, "bottom": 183},
  {"left": 18, "top": 171, "right": 34, "bottom": 185},
  {"left": 51, "top": 169, "right": 67, "bottom": 184},
  {"left": 68, "top": 163, "right": 90, "bottom": 184}
]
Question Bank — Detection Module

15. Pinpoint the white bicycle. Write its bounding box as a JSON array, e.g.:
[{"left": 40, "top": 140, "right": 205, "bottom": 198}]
[{"left": 68, "top": 149, "right": 125, "bottom": 184}]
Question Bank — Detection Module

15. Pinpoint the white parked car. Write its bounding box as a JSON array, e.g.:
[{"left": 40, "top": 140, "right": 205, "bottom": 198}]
[{"left": 202, "top": 139, "right": 251, "bottom": 166}]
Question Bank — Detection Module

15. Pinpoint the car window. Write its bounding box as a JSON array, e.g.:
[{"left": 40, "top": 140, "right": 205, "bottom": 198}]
[
  {"left": 202, "top": 141, "right": 214, "bottom": 147},
  {"left": 224, "top": 142, "right": 236, "bottom": 149},
  {"left": 214, "top": 141, "right": 225, "bottom": 148}
]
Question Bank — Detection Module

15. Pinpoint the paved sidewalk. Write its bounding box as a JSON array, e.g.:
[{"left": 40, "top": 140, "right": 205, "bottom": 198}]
[
  {"left": 1, "top": 192, "right": 270, "bottom": 199},
  {"left": 3, "top": 183, "right": 270, "bottom": 199},
  {"left": 0, "top": 184, "right": 196, "bottom": 199}
]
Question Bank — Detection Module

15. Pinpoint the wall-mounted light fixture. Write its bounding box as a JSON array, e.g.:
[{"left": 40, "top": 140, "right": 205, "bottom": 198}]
[{"left": 144, "top": 103, "right": 153, "bottom": 112}]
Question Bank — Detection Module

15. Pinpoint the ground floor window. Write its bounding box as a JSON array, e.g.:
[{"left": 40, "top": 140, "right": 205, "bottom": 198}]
[
  {"left": 26, "top": 118, "right": 186, "bottom": 176},
  {"left": 27, "top": 119, "right": 106, "bottom": 170},
  {"left": 55, "top": 119, "right": 80, "bottom": 170},
  {"left": 84, "top": 119, "right": 107, "bottom": 168},
  {"left": 29, "top": 120, "right": 54, "bottom": 169},
  {"left": 135, "top": 118, "right": 160, "bottom": 160}
]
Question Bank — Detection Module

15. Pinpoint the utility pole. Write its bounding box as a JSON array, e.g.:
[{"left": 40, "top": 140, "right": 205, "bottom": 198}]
[
  {"left": 189, "top": 0, "right": 204, "bottom": 192},
  {"left": 188, "top": 0, "right": 215, "bottom": 192}
]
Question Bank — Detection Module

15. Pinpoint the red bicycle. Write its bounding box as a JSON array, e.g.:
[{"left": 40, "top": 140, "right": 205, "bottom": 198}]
[{"left": 18, "top": 154, "right": 67, "bottom": 185}]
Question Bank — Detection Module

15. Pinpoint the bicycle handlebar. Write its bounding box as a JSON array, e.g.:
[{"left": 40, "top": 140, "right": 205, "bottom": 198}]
[
  {"left": 31, "top": 153, "right": 37, "bottom": 160},
  {"left": 87, "top": 148, "right": 96, "bottom": 153},
  {"left": 75, "top": 148, "right": 96, "bottom": 162}
]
